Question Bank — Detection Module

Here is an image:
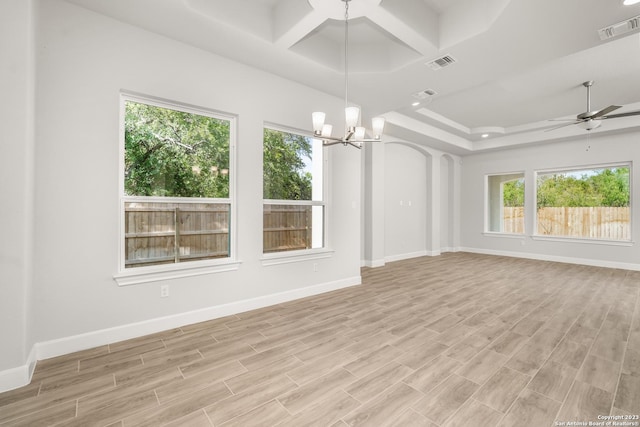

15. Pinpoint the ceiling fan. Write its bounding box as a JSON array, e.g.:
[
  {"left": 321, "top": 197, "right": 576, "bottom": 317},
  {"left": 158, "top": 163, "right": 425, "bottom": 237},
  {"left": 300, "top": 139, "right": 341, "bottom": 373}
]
[{"left": 547, "top": 81, "right": 640, "bottom": 131}]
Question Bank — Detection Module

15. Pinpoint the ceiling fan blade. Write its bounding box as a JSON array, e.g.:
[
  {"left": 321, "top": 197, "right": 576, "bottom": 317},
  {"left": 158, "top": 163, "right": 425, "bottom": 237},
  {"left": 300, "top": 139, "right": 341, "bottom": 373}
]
[
  {"left": 545, "top": 121, "right": 581, "bottom": 132},
  {"left": 601, "top": 110, "right": 640, "bottom": 119},
  {"left": 591, "top": 105, "right": 622, "bottom": 119}
]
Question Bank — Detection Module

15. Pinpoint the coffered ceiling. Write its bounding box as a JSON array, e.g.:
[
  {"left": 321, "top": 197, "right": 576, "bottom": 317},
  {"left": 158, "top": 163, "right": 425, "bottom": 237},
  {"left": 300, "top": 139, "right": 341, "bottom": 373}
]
[{"left": 64, "top": 0, "right": 640, "bottom": 154}]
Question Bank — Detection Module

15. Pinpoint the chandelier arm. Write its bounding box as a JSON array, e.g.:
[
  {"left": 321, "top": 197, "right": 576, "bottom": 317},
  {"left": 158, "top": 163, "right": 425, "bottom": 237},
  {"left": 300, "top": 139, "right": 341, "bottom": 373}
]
[{"left": 322, "top": 139, "right": 346, "bottom": 146}]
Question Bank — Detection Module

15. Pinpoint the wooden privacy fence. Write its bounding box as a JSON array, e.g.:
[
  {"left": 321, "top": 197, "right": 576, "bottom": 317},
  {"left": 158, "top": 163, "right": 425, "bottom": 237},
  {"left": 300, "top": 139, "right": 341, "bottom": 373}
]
[
  {"left": 124, "top": 201, "right": 230, "bottom": 268},
  {"left": 263, "top": 204, "right": 313, "bottom": 253},
  {"left": 503, "top": 207, "right": 525, "bottom": 234},
  {"left": 503, "top": 206, "right": 630, "bottom": 240},
  {"left": 125, "top": 201, "right": 314, "bottom": 268}
]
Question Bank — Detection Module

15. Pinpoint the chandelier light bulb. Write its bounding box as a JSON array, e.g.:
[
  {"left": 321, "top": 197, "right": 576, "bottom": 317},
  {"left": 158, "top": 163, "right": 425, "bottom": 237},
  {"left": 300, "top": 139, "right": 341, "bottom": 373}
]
[
  {"left": 345, "top": 107, "right": 360, "bottom": 129},
  {"left": 312, "top": 112, "right": 326, "bottom": 134},
  {"left": 371, "top": 117, "right": 385, "bottom": 138}
]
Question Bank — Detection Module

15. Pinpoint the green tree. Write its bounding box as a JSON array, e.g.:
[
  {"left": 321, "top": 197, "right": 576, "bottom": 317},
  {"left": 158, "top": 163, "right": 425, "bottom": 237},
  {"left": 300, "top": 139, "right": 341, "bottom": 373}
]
[
  {"left": 263, "top": 129, "right": 312, "bottom": 200},
  {"left": 590, "top": 168, "right": 629, "bottom": 207},
  {"left": 536, "top": 168, "right": 629, "bottom": 209},
  {"left": 124, "top": 101, "right": 230, "bottom": 198},
  {"left": 503, "top": 179, "right": 524, "bottom": 207}
]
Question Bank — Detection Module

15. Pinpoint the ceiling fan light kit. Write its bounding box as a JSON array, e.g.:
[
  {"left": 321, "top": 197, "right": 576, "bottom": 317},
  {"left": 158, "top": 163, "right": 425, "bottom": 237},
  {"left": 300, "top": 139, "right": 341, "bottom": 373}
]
[
  {"left": 578, "top": 119, "right": 602, "bottom": 131},
  {"left": 311, "top": 0, "right": 385, "bottom": 149}
]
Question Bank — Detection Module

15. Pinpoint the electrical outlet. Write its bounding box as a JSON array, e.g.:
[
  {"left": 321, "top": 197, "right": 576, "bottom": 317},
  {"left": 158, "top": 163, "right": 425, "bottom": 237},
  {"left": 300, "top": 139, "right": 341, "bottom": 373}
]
[
  {"left": 160, "top": 284, "right": 169, "bottom": 298},
  {"left": 313, "top": 263, "right": 318, "bottom": 272}
]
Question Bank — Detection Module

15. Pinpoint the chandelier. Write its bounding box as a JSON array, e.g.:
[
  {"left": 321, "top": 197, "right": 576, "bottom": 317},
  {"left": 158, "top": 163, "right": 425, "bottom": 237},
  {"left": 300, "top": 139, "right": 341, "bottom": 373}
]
[{"left": 311, "top": 0, "right": 385, "bottom": 148}]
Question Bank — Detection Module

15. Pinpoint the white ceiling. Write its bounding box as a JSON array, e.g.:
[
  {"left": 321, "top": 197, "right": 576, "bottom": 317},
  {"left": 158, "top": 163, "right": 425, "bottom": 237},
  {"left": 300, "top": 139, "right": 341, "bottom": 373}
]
[{"left": 63, "top": 0, "right": 640, "bottom": 154}]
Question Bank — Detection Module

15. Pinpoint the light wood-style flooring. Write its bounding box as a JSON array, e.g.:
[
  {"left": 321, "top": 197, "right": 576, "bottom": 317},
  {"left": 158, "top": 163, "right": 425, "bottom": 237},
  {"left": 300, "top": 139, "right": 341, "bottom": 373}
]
[{"left": 1, "top": 253, "right": 639, "bottom": 426}]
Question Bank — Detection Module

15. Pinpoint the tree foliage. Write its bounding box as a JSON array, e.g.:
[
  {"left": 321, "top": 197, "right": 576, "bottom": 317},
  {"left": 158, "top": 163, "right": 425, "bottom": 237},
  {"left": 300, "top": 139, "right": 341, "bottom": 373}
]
[
  {"left": 501, "top": 168, "right": 630, "bottom": 209},
  {"left": 263, "top": 128, "right": 313, "bottom": 200},
  {"left": 503, "top": 179, "right": 525, "bottom": 207},
  {"left": 536, "top": 168, "right": 629, "bottom": 209},
  {"left": 124, "top": 101, "right": 230, "bottom": 198}
]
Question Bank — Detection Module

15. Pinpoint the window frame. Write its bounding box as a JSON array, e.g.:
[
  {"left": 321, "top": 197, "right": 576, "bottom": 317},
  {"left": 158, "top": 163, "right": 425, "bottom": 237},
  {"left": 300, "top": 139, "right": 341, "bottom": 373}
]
[
  {"left": 114, "top": 92, "right": 239, "bottom": 286},
  {"left": 484, "top": 171, "right": 526, "bottom": 236},
  {"left": 533, "top": 162, "right": 633, "bottom": 244},
  {"left": 261, "top": 123, "right": 331, "bottom": 263}
]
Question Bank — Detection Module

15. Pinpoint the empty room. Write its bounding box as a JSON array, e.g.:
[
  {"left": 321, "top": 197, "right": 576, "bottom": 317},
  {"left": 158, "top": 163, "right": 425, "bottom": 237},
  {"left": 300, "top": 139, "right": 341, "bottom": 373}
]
[{"left": 2, "top": 0, "right": 640, "bottom": 426}]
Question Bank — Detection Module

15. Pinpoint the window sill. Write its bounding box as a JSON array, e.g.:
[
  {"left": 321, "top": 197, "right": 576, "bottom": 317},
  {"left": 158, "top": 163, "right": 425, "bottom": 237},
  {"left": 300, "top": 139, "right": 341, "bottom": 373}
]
[
  {"left": 261, "top": 248, "right": 334, "bottom": 267},
  {"left": 482, "top": 232, "right": 526, "bottom": 239},
  {"left": 531, "top": 235, "right": 633, "bottom": 247},
  {"left": 113, "top": 259, "right": 242, "bottom": 286}
]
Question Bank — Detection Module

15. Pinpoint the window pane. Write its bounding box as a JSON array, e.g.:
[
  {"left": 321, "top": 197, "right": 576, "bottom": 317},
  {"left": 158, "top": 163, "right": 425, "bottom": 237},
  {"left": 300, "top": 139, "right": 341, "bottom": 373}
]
[
  {"left": 125, "top": 100, "right": 230, "bottom": 198},
  {"left": 263, "top": 128, "right": 314, "bottom": 200},
  {"left": 536, "top": 166, "right": 630, "bottom": 240},
  {"left": 263, "top": 127, "right": 325, "bottom": 254},
  {"left": 263, "top": 204, "right": 323, "bottom": 253},
  {"left": 487, "top": 173, "right": 525, "bottom": 233},
  {"left": 122, "top": 98, "right": 232, "bottom": 269},
  {"left": 125, "top": 201, "right": 230, "bottom": 268}
]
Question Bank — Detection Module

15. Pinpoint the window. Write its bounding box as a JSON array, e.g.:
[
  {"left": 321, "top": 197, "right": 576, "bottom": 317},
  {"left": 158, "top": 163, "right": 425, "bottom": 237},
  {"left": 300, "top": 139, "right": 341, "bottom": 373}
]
[
  {"left": 486, "top": 173, "right": 525, "bottom": 234},
  {"left": 120, "top": 95, "right": 234, "bottom": 271},
  {"left": 535, "top": 165, "right": 630, "bottom": 241},
  {"left": 263, "top": 127, "right": 325, "bottom": 253}
]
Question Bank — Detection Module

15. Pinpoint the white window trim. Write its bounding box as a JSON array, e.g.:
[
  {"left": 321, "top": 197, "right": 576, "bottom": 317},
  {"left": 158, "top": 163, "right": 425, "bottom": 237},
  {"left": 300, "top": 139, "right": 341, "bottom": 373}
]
[
  {"left": 262, "top": 124, "right": 330, "bottom": 260},
  {"left": 261, "top": 248, "right": 335, "bottom": 267},
  {"left": 115, "top": 92, "right": 238, "bottom": 286},
  {"left": 482, "top": 232, "right": 526, "bottom": 239},
  {"left": 484, "top": 171, "right": 525, "bottom": 235},
  {"left": 530, "top": 235, "right": 633, "bottom": 246},
  {"left": 533, "top": 161, "right": 632, "bottom": 242}
]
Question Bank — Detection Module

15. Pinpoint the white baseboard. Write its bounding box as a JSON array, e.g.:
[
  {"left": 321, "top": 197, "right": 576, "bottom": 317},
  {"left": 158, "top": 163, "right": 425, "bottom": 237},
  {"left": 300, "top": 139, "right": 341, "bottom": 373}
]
[
  {"left": 0, "top": 276, "right": 361, "bottom": 393},
  {"left": 0, "top": 346, "right": 37, "bottom": 394},
  {"left": 363, "top": 248, "right": 457, "bottom": 267},
  {"left": 362, "top": 258, "right": 386, "bottom": 268},
  {"left": 459, "top": 247, "right": 640, "bottom": 271},
  {"left": 385, "top": 250, "right": 434, "bottom": 263},
  {"left": 440, "top": 246, "right": 460, "bottom": 253}
]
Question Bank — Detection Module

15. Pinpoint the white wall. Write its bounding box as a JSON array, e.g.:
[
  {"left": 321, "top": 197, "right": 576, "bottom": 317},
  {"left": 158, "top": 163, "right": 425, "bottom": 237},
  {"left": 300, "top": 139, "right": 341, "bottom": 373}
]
[
  {"left": 384, "top": 143, "right": 428, "bottom": 260},
  {"left": 440, "top": 155, "right": 454, "bottom": 251},
  {"left": 0, "top": 0, "right": 36, "bottom": 385},
  {"left": 362, "top": 141, "right": 461, "bottom": 266},
  {"left": 0, "top": 0, "right": 363, "bottom": 390},
  {"left": 460, "top": 131, "right": 640, "bottom": 269}
]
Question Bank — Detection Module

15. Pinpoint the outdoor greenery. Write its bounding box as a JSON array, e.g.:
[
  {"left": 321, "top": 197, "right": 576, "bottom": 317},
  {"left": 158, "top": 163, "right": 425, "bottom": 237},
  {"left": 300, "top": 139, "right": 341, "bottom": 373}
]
[
  {"left": 125, "top": 102, "right": 315, "bottom": 202},
  {"left": 124, "top": 100, "right": 230, "bottom": 198},
  {"left": 502, "top": 167, "right": 630, "bottom": 208},
  {"left": 263, "top": 128, "right": 313, "bottom": 200},
  {"left": 537, "top": 168, "right": 629, "bottom": 208},
  {"left": 503, "top": 179, "right": 525, "bottom": 207}
]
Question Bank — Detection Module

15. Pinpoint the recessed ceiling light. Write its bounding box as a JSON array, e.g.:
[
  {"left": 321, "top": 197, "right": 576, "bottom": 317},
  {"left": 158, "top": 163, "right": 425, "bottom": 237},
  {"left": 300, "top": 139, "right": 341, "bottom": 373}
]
[
  {"left": 412, "top": 101, "right": 420, "bottom": 107},
  {"left": 481, "top": 133, "right": 489, "bottom": 138},
  {"left": 624, "top": 0, "right": 640, "bottom": 5}
]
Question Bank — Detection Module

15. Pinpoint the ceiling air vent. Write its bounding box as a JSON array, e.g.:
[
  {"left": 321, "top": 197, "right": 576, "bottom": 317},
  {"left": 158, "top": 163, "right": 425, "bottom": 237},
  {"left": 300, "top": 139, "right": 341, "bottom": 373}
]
[
  {"left": 413, "top": 88, "right": 438, "bottom": 100},
  {"left": 598, "top": 15, "right": 640, "bottom": 40},
  {"left": 426, "top": 54, "right": 457, "bottom": 70}
]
